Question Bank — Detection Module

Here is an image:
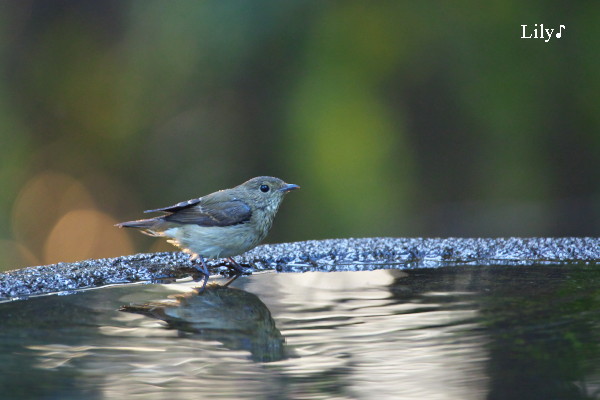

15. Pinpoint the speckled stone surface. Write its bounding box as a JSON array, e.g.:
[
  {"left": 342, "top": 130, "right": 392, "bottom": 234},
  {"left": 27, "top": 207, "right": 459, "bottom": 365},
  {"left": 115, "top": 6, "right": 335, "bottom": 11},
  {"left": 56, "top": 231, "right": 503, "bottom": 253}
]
[{"left": 1, "top": 237, "right": 598, "bottom": 300}]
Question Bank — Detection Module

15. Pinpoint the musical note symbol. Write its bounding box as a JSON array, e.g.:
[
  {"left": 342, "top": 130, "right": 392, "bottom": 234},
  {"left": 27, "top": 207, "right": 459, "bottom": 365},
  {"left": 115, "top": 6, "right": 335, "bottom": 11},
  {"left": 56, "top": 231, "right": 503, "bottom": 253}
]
[{"left": 556, "top": 25, "right": 566, "bottom": 39}]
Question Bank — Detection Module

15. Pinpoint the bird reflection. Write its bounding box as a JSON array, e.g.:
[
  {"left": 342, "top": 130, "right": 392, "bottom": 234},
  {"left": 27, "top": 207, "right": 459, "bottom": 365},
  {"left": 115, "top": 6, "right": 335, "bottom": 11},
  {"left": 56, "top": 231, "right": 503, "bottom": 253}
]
[{"left": 120, "top": 284, "right": 287, "bottom": 362}]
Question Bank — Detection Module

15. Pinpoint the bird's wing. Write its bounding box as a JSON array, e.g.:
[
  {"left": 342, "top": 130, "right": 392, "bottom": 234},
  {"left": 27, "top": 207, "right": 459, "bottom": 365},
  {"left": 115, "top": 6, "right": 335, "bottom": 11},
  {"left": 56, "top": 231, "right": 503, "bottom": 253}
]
[
  {"left": 162, "top": 198, "right": 252, "bottom": 227},
  {"left": 144, "top": 197, "right": 203, "bottom": 214}
]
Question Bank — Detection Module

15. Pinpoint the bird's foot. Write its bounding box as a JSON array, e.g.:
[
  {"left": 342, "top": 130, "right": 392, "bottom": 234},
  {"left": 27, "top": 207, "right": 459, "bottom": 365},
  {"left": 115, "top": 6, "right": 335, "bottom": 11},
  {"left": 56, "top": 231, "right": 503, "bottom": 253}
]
[
  {"left": 225, "top": 257, "right": 253, "bottom": 275},
  {"left": 212, "top": 258, "right": 253, "bottom": 287},
  {"left": 189, "top": 255, "right": 211, "bottom": 291}
]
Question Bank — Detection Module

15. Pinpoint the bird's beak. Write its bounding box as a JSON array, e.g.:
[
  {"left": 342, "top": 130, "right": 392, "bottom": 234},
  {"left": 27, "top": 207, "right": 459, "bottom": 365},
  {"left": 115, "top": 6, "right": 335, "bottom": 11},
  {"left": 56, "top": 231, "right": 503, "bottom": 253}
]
[{"left": 279, "top": 183, "right": 300, "bottom": 192}]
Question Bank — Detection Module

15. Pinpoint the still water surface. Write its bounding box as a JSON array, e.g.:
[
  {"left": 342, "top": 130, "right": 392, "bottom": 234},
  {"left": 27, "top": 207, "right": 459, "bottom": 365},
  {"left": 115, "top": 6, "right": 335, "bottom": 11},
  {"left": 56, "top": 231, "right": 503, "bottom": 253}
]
[{"left": 1, "top": 264, "right": 600, "bottom": 399}]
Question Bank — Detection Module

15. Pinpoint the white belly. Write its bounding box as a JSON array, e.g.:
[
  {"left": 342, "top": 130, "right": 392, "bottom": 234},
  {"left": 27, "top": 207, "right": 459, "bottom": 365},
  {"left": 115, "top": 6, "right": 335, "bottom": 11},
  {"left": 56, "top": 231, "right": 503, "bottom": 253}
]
[{"left": 161, "top": 224, "right": 264, "bottom": 259}]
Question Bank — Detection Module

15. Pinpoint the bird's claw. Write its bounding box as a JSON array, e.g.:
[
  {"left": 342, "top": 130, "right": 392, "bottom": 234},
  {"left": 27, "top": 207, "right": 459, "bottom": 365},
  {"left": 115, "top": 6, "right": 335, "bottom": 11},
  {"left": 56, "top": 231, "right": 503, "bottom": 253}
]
[
  {"left": 227, "top": 258, "right": 254, "bottom": 274},
  {"left": 188, "top": 255, "right": 210, "bottom": 291}
]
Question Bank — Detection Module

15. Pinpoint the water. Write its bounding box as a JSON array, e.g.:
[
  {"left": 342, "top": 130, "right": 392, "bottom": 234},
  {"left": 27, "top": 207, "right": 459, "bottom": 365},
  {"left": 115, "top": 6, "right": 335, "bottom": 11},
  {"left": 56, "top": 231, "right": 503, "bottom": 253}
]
[{"left": 2, "top": 264, "right": 600, "bottom": 399}]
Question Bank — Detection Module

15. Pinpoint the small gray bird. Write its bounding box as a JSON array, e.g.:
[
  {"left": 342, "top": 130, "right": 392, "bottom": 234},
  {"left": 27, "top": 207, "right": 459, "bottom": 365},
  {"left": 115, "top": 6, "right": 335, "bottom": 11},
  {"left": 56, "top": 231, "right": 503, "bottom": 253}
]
[{"left": 116, "top": 176, "right": 299, "bottom": 287}]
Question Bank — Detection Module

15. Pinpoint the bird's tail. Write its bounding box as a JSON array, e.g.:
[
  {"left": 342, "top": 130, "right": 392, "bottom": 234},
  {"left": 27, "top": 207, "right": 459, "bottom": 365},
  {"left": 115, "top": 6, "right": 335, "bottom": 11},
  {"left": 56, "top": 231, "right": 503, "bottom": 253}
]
[{"left": 115, "top": 218, "right": 164, "bottom": 237}]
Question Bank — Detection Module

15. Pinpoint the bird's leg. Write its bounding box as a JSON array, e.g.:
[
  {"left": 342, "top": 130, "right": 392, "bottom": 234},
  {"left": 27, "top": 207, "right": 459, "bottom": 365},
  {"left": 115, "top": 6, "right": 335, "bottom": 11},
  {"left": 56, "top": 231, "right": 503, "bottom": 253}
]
[
  {"left": 227, "top": 257, "right": 246, "bottom": 274},
  {"left": 219, "top": 257, "right": 250, "bottom": 287},
  {"left": 190, "top": 254, "right": 210, "bottom": 290}
]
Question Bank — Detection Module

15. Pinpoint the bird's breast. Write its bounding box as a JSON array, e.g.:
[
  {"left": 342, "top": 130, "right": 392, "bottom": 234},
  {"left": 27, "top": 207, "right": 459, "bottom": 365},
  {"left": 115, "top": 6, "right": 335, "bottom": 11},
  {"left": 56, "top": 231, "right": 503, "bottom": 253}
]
[{"left": 250, "top": 206, "right": 278, "bottom": 239}]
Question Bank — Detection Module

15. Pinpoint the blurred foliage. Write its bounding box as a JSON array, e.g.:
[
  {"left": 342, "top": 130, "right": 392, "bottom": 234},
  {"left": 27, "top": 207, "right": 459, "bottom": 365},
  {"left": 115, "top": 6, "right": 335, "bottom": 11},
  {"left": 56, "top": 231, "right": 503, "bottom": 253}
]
[{"left": 0, "top": 1, "right": 598, "bottom": 270}]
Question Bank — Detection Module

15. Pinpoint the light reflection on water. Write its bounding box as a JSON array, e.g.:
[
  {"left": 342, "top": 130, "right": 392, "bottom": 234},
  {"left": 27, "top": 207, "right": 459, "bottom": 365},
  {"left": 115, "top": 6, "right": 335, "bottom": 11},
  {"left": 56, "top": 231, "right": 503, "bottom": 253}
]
[{"left": 1, "top": 265, "right": 600, "bottom": 399}]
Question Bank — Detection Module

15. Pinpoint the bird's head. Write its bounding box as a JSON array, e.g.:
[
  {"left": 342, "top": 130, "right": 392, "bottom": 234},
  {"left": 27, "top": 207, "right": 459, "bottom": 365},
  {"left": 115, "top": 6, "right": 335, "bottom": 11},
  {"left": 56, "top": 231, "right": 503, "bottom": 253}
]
[{"left": 236, "top": 176, "right": 300, "bottom": 211}]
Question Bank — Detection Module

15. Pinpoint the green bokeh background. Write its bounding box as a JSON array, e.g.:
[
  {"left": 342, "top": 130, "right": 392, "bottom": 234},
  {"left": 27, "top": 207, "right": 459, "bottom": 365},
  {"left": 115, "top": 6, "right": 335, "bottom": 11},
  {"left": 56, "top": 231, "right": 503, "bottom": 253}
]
[{"left": 0, "top": 1, "right": 598, "bottom": 270}]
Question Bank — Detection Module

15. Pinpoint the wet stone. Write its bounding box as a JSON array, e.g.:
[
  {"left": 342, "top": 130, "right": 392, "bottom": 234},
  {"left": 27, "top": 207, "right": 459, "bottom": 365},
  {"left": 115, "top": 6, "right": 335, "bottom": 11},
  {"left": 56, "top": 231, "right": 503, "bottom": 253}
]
[{"left": 0, "top": 237, "right": 598, "bottom": 300}]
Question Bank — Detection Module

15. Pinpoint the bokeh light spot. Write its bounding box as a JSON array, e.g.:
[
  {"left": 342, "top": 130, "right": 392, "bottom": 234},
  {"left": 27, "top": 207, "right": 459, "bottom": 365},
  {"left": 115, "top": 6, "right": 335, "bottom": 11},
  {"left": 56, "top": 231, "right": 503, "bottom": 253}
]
[
  {"left": 44, "top": 209, "right": 133, "bottom": 265},
  {"left": 11, "top": 171, "right": 96, "bottom": 258}
]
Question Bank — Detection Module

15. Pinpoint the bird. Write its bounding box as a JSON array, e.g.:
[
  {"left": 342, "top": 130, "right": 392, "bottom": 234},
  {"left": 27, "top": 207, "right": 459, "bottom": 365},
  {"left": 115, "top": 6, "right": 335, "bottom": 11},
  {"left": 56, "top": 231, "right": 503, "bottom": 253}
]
[{"left": 115, "top": 176, "right": 299, "bottom": 288}]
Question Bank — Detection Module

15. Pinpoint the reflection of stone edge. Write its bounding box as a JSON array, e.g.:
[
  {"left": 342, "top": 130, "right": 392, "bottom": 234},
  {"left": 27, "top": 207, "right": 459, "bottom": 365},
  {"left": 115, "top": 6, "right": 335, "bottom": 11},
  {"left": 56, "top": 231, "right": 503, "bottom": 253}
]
[{"left": 1, "top": 237, "right": 599, "bottom": 300}]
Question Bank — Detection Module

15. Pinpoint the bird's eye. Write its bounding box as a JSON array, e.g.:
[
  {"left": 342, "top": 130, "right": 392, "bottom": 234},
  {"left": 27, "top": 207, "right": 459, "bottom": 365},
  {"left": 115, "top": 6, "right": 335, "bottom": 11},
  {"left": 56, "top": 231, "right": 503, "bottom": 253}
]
[{"left": 260, "top": 184, "right": 270, "bottom": 193}]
